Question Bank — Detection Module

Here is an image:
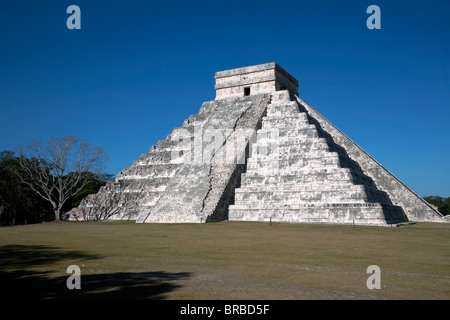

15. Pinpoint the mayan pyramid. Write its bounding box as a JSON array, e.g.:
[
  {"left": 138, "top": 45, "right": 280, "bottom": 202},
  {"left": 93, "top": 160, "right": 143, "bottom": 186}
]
[{"left": 66, "top": 63, "right": 445, "bottom": 226}]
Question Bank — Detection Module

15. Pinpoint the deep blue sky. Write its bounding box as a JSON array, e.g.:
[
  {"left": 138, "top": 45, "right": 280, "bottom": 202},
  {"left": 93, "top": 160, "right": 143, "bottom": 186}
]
[{"left": 1, "top": 0, "right": 449, "bottom": 197}]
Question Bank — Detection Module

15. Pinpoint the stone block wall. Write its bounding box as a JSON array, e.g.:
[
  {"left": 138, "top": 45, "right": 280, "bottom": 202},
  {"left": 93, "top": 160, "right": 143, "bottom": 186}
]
[{"left": 215, "top": 62, "right": 299, "bottom": 100}]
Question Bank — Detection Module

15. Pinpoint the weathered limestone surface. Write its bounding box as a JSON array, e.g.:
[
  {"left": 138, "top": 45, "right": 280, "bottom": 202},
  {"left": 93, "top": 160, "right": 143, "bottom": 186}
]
[
  {"left": 66, "top": 62, "right": 445, "bottom": 225},
  {"left": 215, "top": 63, "right": 299, "bottom": 99},
  {"left": 228, "top": 91, "right": 410, "bottom": 226},
  {"left": 138, "top": 94, "right": 271, "bottom": 223},
  {"left": 295, "top": 97, "right": 444, "bottom": 223}
]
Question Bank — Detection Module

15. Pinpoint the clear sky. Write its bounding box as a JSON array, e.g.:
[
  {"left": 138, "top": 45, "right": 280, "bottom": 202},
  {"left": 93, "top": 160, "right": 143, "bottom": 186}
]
[{"left": 1, "top": 0, "right": 449, "bottom": 197}]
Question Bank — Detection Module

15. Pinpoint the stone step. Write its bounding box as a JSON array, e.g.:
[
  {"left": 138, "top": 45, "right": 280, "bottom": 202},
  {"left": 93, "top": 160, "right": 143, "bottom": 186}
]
[
  {"left": 70, "top": 205, "right": 153, "bottom": 221},
  {"left": 107, "top": 177, "right": 172, "bottom": 191},
  {"left": 267, "top": 100, "right": 302, "bottom": 108},
  {"left": 234, "top": 184, "right": 390, "bottom": 202},
  {"left": 257, "top": 127, "right": 321, "bottom": 139},
  {"left": 120, "top": 163, "right": 181, "bottom": 177},
  {"left": 228, "top": 204, "right": 407, "bottom": 226},
  {"left": 250, "top": 140, "right": 331, "bottom": 154},
  {"left": 232, "top": 199, "right": 370, "bottom": 208},
  {"left": 135, "top": 150, "right": 177, "bottom": 165},
  {"left": 261, "top": 118, "right": 311, "bottom": 129},
  {"left": 252, "top": 149, "right": 338, "bottom": 159},
  {"left": 250, "top": 138, "right": 329, "bottom": 150},
  {"left": 240, "top": 171, "right": 373, "bottom": 185},
  {"left": 266, "top": 110, "right": 303, "bottom": 118},
  {"left": 82, "top": 191, "right": 162, "bottom": 207},
  {"left": 246, "top": 157, "right": 342, "bottom": 169},
  {"left": 234, "top": 184, "right": 367, "bottom": 192},
  {"left": 266, "top": 100, "right": 300, "bottom": 110},
  {"left": 264, "top": 110, "right": 307, "bottom": 120},
  {"left": 229, "top": 202, "right": 396, "bottom": 208},
  {"left": 246, "top": 155, "right": 339, "bottom": 167},
  {"left": 234, "top": 187, "right": 369, "bottom": 195},
  {"left": 97, "top": 178, "right": 169, "bottom": 191},
  {"left": 118, "top": 170, "right": 178, "bottom": 179},
  {"left": 243, "top": 163, "right": 375, "bottom": 178},
  {"left": 233, "top": 199, "right": 369, "bottom": 206},
  {"left": 243, "top": 166, "right": 351, "bottom": 175},
  {"left": 234, "top": 190, "right": 369, "bottom": 202}
]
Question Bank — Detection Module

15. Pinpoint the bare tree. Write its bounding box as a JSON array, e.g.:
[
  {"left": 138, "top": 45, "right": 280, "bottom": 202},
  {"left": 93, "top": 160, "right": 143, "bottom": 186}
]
[{"left": 14, "top": 136, "right": 106, "bottom": 222}]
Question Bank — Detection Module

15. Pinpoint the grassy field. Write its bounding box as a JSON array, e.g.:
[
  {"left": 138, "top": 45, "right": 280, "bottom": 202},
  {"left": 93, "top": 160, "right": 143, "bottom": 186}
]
[{"left": 0, "top": 220, "right": 449, "bottom": 300}]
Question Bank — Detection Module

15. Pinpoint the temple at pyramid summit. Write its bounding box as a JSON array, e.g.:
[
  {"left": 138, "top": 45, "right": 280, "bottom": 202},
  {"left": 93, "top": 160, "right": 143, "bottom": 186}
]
[{"left": 65, "top": 63, "right": 446, "bottom": 226}]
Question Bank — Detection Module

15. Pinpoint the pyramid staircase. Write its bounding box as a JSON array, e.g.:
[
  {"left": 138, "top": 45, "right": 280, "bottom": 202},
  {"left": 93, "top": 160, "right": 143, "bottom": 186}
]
[{"left": 228, "top": 91, "right": 408, "bottom": 225}]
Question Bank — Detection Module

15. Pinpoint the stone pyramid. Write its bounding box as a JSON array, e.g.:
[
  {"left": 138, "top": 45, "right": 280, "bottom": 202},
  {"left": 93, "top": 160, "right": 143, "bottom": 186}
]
[{"left": 66, "top": 63, "right": 445, "bottom": 226}]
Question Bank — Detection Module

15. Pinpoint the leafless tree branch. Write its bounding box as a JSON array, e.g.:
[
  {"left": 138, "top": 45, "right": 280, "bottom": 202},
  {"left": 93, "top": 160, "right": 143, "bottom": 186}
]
[{"left": 14, "top": 136, "right": 106, "bottom": 221}]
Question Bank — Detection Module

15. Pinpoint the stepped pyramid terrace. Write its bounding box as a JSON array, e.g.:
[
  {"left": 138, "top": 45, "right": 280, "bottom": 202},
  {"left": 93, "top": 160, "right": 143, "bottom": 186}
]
[{"left": 65, "top": 63, "right": 446, "bottom": 226}]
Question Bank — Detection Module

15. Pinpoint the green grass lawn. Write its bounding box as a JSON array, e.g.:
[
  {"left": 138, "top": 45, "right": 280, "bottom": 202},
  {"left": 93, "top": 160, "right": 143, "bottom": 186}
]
[{"left": 0, "top": 221, "right": 449, "bottom": 300}]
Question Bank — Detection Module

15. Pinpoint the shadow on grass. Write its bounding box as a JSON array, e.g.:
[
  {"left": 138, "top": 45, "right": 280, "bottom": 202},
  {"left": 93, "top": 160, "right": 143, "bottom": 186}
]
[
  {"left": 0, "top": 245, "right": 191, "bottom": 300},
  {"left": 0, "top": 244, "right": 99, "bottom": 270}
]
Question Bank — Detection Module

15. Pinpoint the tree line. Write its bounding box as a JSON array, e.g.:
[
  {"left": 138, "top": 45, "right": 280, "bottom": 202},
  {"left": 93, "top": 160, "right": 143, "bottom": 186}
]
[
  {"left": 423, "top": 196, "right": 450, "bottom": 217},
  {"left": 0, "top": 136, "right": 112, "bottom": 225}
]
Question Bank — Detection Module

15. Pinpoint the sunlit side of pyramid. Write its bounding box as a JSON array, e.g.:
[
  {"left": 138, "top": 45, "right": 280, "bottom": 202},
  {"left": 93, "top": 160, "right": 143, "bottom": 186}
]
[{"left": 66, "top": 63, "right": 445, "bottom": 226}]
